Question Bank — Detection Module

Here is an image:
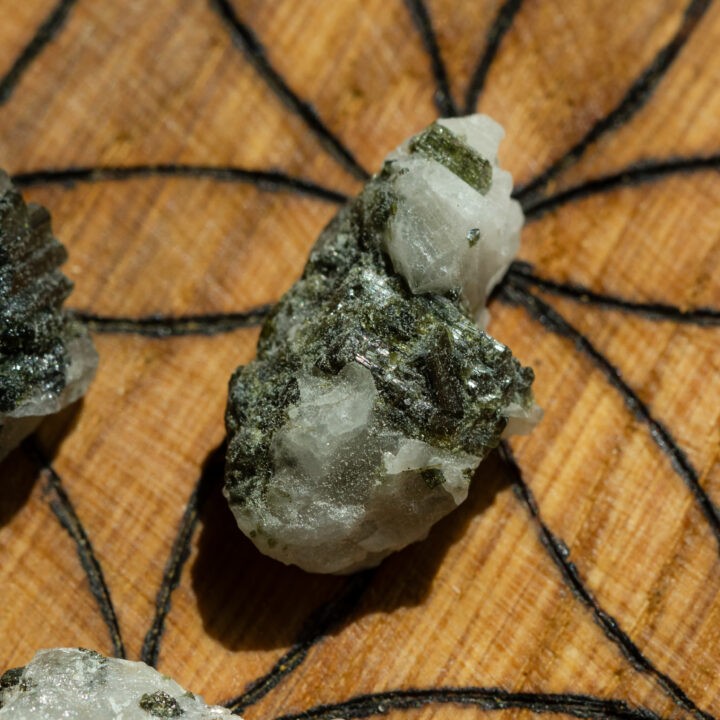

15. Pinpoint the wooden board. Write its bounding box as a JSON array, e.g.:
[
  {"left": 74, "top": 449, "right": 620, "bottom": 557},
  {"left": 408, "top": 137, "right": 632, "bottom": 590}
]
[{"left": 1, "top": 1, "right": 719, "bottom": 718}]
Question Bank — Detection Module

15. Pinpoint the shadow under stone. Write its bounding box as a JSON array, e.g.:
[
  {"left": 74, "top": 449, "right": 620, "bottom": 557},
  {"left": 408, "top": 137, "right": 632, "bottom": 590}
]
[
  {"left": 34, "top": 399, "right": 84, "bottom": 460},
  {"left": 191, "top": 447, "right": 511, "bottom": 653},
  {"left": 0, "top": 449, "right": 38, "bottom": 528},
  {"left": 0, "top": 400, "right": 84, "bottom": 527}
]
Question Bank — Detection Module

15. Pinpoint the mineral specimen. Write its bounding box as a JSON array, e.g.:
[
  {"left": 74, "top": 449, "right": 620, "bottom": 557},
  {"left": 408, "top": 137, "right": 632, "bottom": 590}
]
[
  {"left": 0, "top": 648, "right": 234, "bottom": 719},
  {"left": 0, "top": 171, "right": 97, "bottom": 461},
  {"left": 225, "top": 114, "right": 540, "bottom": 574}
]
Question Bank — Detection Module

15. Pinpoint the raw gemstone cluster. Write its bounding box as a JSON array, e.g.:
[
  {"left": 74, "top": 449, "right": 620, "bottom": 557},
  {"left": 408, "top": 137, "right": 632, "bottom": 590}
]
[
  {"left": 0, "top": 172, "right": 97, "bottom": 461},
  {"left": 225, "top": 115, "right": 540, "bottom": 574}
]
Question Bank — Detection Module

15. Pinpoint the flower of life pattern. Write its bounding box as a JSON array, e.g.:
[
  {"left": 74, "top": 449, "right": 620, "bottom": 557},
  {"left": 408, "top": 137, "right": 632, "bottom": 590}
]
[{"left": 0, "top": 1, "right": 719, "bottom": 719}]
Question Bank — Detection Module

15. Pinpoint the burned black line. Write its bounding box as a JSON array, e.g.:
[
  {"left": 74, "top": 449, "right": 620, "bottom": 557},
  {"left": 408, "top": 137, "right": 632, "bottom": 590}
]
[
  {"left": 208, "top": 0, "right": 369, "bottom": 181},
  {"left": 141, "top": 443, "right": 226, "bottom": 667},
  {"left": 501, "top": 284, "right": 720, "bottom": 554},
  {"left": 224, "top": 570, "right": 376, "bottom": 714},
  {"left": 515, "top": 0, "right": 712, "bottom": 205},
  {"left": 12, "top": 165, "right": 349, "bottom": 204},
  {"left": 71, "top": 306, "right": 271, "bottom": 338},
  {"left": 23, "top": 437, "right": 126, "bottom": 660},
  {"left": 273, "top": 687, "right": 665, "bottom": 720},
  {"left": 520, "top": 155, "right": 720, "bottom": 220},
  {"left": 502, "top": 443, "right": 715, "bottom": 720},
  {"left": 0, "top": 0, "right": 79, "bottom": 105},
  {"left": 464, "top": 0, "right": 525, "bottom": 112},
  {"left": 506, "top": 264, "right": 720, "bottom": 327},
  {"left": 403, "top": 0, "right": 459, "bottom": 117}
]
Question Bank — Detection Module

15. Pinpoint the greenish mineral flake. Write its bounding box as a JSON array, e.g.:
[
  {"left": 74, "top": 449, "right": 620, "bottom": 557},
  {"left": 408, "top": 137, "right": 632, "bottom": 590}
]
[
  {"left": 421, "top": 468, "right": 446, "bottom": 489},
  {"left": 467, "top": 228, "right": 482, "bottom": 247},
  {"left": 0, "top": 171, "right": 98, "bottom": 461},
  {"left": 224, "top": 114, "right": 540, "bottom": 574},
  {"left": 0, "top": 649, "right": 234, "bottom": 719},
  {"left": 140, "top": 690, "right": 185, "bottom": 717},
  {"left": 409, "top": 122, "right": 492, "bottom": 194},
  {"left": 0, "top": 668, "right": 24, "bottom": 690}
]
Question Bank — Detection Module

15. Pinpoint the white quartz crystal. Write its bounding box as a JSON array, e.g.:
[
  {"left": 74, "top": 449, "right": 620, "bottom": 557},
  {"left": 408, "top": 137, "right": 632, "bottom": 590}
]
[
  {"left": 385, "top": 114, "right": 523, "bottom": 326},
  {"left": 0, "top": 648, "right": 234, "bottom": 719}
]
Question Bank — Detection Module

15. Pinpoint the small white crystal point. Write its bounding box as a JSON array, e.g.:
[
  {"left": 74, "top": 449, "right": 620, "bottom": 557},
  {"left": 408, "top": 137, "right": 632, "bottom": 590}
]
[{"left": 0, "top": 648, "right": 235, "bottom": 719}]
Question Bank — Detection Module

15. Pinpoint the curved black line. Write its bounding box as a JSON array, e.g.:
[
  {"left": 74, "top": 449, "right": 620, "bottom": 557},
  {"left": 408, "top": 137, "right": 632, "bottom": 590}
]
[
  {"left": 273, "top": 687, "right": 665, "bottom": 720},
  {"left": 500, "top": 284, "right": 720, "bottom": 553},
  {"left": 208, "top": 0, "right": 370, "bottom": 182},
  {"left": 403, "top": 0, "right": 458, "bottom": 117},
  {"left": 464, "top": 0, "right": 525, "bottom": 113},
  {"left": 72, "top": 306, "right": 271, "bottom": 338},
  {"left": 0, "top": 0, "right": 79, "bottom": 105},
  {"left": 141, "top": 443, "right": 225, "bottom": 667},
  {"left": 515, "top": 0, "right": 712, "bottom": 205},
  {"left": 501, "top": 443, "right": 715, "bottom": 720},
  {"left": 12, "top": 165, "right": 348, "bottom": 204},
  {"left": 224, "top": 570, "right": 376, "bottom": 714},
  {"left": 521, "top": 155, "right": 720, "bottom": 220},
  {"left": 73, "top": 236, "right": 720, "bottom": 339},
  {"left": 23, "top": 438, "right": 126, "bottom": 660},
  {"left": 506, "top": 264, "right": 720, "bottom": 327}
]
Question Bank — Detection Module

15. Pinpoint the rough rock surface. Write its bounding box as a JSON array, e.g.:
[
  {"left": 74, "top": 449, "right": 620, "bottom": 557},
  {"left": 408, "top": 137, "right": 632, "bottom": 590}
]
[
  {"left": 0, "top": 171, "right": 97, "bottom": 461},
  {"left": 225, "top": 114, "right": 539, "bottom": 574},
  {"left": 0, "top": 648, "right": 234, "bottom": 719}
]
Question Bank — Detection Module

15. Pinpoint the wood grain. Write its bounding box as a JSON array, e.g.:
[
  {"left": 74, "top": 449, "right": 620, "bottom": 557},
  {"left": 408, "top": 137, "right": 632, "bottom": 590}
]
[{"left": 0, "top": 1, "right": 718, "bottom": 719}]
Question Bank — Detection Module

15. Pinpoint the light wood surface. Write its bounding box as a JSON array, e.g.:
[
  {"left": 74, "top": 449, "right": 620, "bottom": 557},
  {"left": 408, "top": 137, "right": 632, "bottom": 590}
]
[{"left": 0, "top": 1, "right": 719, "bottom": 719}]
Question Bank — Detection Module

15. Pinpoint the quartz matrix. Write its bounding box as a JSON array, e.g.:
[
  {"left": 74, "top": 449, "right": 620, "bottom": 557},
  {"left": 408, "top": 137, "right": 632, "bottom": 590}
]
[
  {"left": 0, "top": 648, "right": 234, "bottom": 719},
  {"left": 225, "top": 115, "right": 539, "bottom": 573},
  {"left": 0, "top": 171, "right": 97, "bottom": 460}
]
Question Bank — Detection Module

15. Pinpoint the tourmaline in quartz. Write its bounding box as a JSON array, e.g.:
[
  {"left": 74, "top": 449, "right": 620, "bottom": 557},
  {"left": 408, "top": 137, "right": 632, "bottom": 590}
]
[
  {"left": 0, "top": 648, "right": 234, "bottom": 719},
  {"left": 225, "top": 114, "right": 540, "bottom": 574},
  {"left": 0, "top": 171, "right": 97, "bottom": 461}
]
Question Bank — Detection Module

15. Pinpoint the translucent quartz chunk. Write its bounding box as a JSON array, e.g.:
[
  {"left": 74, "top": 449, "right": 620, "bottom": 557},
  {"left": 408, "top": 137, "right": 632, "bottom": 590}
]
[{"left": 0, "top": 648, "right": 234, "bottom": 719}]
